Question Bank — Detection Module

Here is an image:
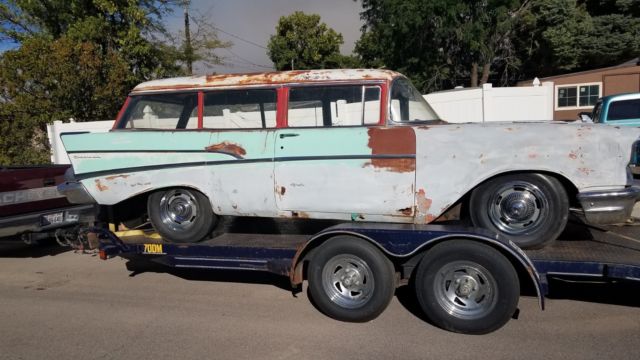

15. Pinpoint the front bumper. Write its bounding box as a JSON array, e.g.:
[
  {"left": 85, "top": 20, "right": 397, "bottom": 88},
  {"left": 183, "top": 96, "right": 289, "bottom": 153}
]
[
  {"left": 577, "top": 186, "right": 640, "bottom": 224},
  {"left": 57, "top": 181, "right": 96, "bottom": 204}
]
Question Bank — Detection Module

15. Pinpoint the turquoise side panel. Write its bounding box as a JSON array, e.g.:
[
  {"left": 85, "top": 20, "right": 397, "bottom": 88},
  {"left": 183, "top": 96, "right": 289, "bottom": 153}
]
[{"left": 62, "top": 130, "right": 276, "bottom": 176}]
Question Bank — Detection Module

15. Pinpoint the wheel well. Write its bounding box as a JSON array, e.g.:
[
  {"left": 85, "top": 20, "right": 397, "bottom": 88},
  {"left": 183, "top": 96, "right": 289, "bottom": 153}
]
[
  {"left": 457, "top": 170, "right": 579, "bottom": 220},
  {"left": 107, "top": 185, "right": 211, "bottom": 225}
]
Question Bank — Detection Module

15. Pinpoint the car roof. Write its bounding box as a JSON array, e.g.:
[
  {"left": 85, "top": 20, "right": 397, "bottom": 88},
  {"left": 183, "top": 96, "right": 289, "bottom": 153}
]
[
  {"left": 600, "top": 92, "right": 640, "bottom": 104},
  {"left": 131, "top": 69, "right": 402, "bottom": 94}
]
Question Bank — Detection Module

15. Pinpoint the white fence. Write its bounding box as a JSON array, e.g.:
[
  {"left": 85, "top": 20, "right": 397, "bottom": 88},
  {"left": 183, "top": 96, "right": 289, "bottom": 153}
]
[
  {"left": 47, "top": 120, "right": 113, "bottom": 164},
  {"left": 424, "top": 82, "right": 554, "bottom": 123}
]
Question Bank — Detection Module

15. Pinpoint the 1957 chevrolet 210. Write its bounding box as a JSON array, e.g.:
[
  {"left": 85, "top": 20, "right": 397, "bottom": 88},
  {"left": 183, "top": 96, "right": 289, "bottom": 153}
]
[{"left": 58, "top": 69, "right": 640, "bottom": 249}]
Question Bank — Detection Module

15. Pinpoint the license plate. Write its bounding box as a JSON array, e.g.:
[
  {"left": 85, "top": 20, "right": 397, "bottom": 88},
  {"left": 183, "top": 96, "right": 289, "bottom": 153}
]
[{"left": 41, "top": 212, "right": 64, "bottom": 226}]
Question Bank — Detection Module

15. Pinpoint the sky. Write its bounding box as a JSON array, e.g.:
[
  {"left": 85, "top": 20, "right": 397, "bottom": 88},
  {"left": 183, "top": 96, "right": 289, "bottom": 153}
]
[
  {"left": 0, "top": 0, "right": 365, "bottom": 74},
  {"left": 166, "top": 0, "right": 365, "bottom": 74}
]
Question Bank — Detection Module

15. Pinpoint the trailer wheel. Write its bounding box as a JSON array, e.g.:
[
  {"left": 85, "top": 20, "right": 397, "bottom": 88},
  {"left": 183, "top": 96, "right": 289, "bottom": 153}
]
[
  {"left": 308, "top": 237, "right": 395, "bottom": 322},
  {"left": 469, "top": 173, "right": 568, "bottom": 249},
  {"left": 148, "top": 188, "right": 217, "bottom": 243},
  {"left": 415, "top": 240, "right": 519, "bottom": 334}
]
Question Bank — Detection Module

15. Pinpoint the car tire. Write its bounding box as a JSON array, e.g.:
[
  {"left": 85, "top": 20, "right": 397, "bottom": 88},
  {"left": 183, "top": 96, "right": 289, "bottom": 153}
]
[
  {"left": 307, "top": 236, "right": 396, "bottom": 322},
  {"left": 469, "top": 173, "right": 568, "bottom": 249},
  {"left": 147, "top": 188, "right": 217, "bottom": 243},
  {"left": 414, "top": 240, "right": 520, "bottom": 334}
]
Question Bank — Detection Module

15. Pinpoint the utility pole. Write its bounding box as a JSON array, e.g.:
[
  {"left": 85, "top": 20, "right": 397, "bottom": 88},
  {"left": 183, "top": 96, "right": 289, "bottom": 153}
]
[{"left": 183, "top": 0, "right": 193, "bottom": 75}]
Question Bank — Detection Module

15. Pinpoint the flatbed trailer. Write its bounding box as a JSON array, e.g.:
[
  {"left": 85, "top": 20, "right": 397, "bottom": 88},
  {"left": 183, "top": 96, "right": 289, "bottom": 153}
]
[{"left": 91, "top": 222, "right": 640, "bottom": 335}]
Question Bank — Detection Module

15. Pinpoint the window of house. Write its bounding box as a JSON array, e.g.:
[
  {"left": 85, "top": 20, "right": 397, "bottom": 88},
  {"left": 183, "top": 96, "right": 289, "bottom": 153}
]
[
  {"left": 287, "top": 85, "right": 381, "bottom": 127},
  {"left": 556, "top": 83, "right": 601, "bottom": 109},
  {"left": 203, "top": 89, "right": 277, "bottom": 129}
]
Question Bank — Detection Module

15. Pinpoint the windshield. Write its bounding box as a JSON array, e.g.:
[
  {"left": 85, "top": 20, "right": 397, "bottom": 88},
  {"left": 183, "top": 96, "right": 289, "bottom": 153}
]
[{"left": 390, "top": 77, "right": 440, "bottom": 122}]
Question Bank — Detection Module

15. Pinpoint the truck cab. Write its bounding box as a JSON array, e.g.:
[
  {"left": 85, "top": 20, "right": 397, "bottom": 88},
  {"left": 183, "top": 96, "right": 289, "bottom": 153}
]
[{"left": 590, "top": 93, "right": 640, "bottom": 126}]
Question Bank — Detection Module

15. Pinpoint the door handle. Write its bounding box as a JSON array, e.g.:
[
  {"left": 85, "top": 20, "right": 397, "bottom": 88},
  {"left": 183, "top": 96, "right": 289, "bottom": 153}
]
[{"left": 279, "top": 133, "right": 299, "bottom": 139}]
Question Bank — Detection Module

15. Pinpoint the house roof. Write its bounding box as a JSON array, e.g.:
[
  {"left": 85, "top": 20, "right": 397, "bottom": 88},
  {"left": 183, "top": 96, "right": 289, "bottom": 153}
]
[
  {"left": 131, "top": 69, "right": 401, "bottom": 93},
  {"left": 519, "top": 58, "right": 640, "bottom": 85}
]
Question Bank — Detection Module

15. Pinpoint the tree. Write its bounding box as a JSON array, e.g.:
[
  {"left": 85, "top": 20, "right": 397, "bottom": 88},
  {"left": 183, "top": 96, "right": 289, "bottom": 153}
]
[
  {"left": 267, "top": 11, "right": 348, "bottom": 70},
  {"left": 171, "top": 1, "right": 231, "bottom": 75},
  {"left": 0, "top": 0, "right": 183, "bottom": 164}
]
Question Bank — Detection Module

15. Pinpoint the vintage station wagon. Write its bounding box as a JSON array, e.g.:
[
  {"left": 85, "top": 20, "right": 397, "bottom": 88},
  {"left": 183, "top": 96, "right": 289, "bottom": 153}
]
[{"left": 59, "top": 69, "right": 640, "bottom": 249}]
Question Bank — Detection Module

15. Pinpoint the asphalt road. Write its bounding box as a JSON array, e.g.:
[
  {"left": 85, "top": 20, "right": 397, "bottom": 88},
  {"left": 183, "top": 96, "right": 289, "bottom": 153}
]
[{"left": 0, "top": 223, "right": 639, "bottom": 360}]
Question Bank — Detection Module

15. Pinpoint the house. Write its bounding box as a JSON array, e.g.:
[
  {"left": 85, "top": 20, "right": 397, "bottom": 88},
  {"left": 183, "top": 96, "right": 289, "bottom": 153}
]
[{"left": 519, "top": 58, "right": 640, "bottom": 120}]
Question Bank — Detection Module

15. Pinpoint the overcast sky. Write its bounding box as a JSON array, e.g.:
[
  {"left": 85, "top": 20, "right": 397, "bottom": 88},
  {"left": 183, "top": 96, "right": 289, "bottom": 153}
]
[{"left": 168, "top": 0, "right": 365, "bottom": 74}]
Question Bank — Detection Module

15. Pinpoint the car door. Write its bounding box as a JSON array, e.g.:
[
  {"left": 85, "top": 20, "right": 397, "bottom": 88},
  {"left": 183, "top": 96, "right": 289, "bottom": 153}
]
[{"left": 273, "top": 84, "right": 416, "bottom": 218}]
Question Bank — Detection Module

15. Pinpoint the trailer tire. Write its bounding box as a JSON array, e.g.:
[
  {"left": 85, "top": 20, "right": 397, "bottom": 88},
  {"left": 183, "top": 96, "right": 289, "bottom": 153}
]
[
  {"left": 415, "top": 240, "right": 519, "bottom": 334},
  {"left": 308, "top": 237, "right": 395, "bottom": 322},
  {"left": 148, "top": 188, "right": 216, "bottom": 243}
]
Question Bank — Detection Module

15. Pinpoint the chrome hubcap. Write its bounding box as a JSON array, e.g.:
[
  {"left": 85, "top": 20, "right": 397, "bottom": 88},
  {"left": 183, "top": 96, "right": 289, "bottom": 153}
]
[
  {"left": 434, "top": 261, "right": 497, "bottom": 319},
  {"left": 322, "top": 255, "right": 374, "bottom": 309},
  {"left": 488, "top": 181, "right": 548, "bottom": 234},
  {"left": 159, "top": 189, "right": 198, "bottom": 232}
]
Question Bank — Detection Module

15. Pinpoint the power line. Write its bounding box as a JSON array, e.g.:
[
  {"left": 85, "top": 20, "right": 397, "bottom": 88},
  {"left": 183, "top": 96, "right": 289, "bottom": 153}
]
[
  {"left": 223, "top": 48, "right": 273, "bottom": 70},
  {"left": 211, "top": 25, "right": 268, "bottom": 50}
]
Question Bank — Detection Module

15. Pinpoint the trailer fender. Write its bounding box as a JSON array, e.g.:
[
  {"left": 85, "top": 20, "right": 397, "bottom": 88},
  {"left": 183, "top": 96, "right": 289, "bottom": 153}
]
[{"left": 290, "top": 224, "right": 544, "bottom": 310}]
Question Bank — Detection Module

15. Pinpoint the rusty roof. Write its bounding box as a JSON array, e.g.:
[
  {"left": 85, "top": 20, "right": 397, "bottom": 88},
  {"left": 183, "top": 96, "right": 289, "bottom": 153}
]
[{"left": 131, "top": 69, "right": 402, "bottom": 93}]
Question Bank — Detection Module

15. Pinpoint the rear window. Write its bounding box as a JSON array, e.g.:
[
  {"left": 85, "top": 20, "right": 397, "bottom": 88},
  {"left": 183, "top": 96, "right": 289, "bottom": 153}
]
[
  {"left": 608, "top": 99, "right": 640, "bottom": 121},
  {"left": 120, "top": 93, "right": 198, "bottom": 129}
]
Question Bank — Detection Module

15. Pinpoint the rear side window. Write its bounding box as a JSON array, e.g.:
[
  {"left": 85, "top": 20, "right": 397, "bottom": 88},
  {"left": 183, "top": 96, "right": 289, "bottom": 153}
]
[
  {"left": 203, "top": 89, "right": 277, "bottom": 129},
  {"left": 288, "top": 85, "right": 381, "bottom": 127},
  {"left": 120, "top": 93, "right": 198, "bottom": 129},
  {"left": 608, "top": 99, "right": 640, "bottom": 121}
]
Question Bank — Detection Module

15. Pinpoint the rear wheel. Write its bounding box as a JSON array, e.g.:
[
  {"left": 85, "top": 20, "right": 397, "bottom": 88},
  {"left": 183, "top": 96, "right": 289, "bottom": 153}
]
[
  {"left": 307, "top": 237, "right": 396, "bottom": 322},
  {"left": 147, "top": 188, "right": 217, "bottom": 243},
  {"left": 469, "top": 173, "right": 568, "bottom": 249},
  {"left": 414, "top": 240, "right": 520, "bottom": 334}
]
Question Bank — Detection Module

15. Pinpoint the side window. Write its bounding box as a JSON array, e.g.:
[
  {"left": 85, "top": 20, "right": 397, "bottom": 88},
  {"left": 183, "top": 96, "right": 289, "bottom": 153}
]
[
  {"left": 122, "top": 93, "right": 198, "bottom": 129},
  {"left": 288, "top": 85, "right": 381, "bottom": 127},
  {"left": 608, "top": 99, "right": 640, "bottom": 121},
  {"left": 203, "top": 89, "right": 277, "bottom": 129}
]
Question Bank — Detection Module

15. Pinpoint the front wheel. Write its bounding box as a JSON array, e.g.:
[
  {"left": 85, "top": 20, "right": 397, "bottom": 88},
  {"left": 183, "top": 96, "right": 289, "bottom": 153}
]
[
  {"left": 147, "top": 188, "right": 217, "bottom": 243},
  {"left": 469, "top": 173, "right": 569, "bottom": 249},
  {"left": 414, "top": 240, "right": 520, "bottom": 334},
  {"left": 307, "top": 236, "right": 396, "bottom": 322}
]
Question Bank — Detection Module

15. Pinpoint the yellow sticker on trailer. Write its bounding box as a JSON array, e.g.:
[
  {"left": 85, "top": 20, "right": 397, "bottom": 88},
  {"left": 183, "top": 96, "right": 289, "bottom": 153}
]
[{"left": 143, "top": 243, "right": 164, "bottom": 254}]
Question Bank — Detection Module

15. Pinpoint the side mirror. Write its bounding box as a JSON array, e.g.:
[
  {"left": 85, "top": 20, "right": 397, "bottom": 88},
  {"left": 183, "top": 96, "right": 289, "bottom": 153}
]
[{"left": 578, "top": 112, "right": 592, "bottom": 123}]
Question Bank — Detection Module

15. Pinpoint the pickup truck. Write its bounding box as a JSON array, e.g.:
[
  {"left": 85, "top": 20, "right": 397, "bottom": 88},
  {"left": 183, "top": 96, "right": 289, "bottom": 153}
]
[
  {"left": 581, "top": 92, "right": 640, "bottom": 125},
  {"left": 0, "top": 165, "right": 95, "bottom": 244}
]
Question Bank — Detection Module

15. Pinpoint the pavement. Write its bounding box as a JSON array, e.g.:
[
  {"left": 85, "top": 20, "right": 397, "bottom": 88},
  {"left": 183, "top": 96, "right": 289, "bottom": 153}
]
[{"left": 0, "top": 221, "right": 639, "bottom": 360}]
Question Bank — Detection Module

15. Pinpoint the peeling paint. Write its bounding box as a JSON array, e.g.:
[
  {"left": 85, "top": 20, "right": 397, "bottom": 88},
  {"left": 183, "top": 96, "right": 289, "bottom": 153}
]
[
  {"left": 105, "top": 174, "right": 130, "bottom": 181},
  {"left": 95, "top": 179, "right": 109, "bottom": 192},
  {"left": 205, "top": 141, "right": 247, "bottom": 159},
  {"left": 367, "top": 127, "right": 416, "bottom": 173}
]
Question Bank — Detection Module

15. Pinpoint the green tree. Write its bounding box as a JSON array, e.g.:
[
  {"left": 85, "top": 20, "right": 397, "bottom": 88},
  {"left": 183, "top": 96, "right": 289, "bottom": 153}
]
[
  {"left": 267, "top": 11, "right": 350, "bottom": 70},
  {"left": 0, "top": 0, "right": 184, "bottom": 164}
]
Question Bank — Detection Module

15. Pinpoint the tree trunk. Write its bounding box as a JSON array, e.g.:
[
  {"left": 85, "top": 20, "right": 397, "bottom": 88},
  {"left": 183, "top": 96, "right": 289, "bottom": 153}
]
[
  {"left": 183, "top": 0, "right": 193, "bottom": 75},
  {"left": 471, "top": 63, "right": 478, "bottom": 88},
  {"left": 480, "top": 63, "right": 490, "bottom": 85}
]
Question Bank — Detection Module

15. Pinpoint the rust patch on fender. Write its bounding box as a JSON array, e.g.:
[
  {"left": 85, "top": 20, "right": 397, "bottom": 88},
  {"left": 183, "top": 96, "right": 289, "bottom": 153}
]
[
  {"left": 367, "top": 127, "right": 416, "bottom": 173},
  {"left": 95, "top": 179, "right": 109, "bottom": 192},
  {"left": 291, "top": 211, "right": 309, "bottom": 218},
  {"left": 398, "top": 207, "right": 413, "bottom": 216},
  {"left": 414, "top": 189, "right": 435, "bottom": 224},
  {"left": 105, "top": 174, "right": 130, "bottom": 181},
  {"left": 578, "top": 167, "right": 593, "bottom": 176},
  {"left": 205, "top": 141, "right": 247, "bottom": 159}
]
